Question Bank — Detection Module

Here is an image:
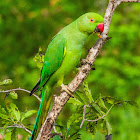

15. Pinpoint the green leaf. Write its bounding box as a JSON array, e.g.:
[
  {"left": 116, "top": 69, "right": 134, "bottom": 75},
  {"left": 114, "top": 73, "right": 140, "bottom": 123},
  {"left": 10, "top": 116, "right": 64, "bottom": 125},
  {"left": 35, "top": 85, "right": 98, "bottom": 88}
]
[
  {"left": 21, "top": 110, "right": 37, "bottom": 122},
  {"left": 67, "top": 125, "right": 81, "bottom": 140},
  {"left": 97, "top": 119, "right": 107, "bottom": 135},
  {"left": 9, "top": 91, "right": 18, "bottom": 99},
  {"left": 0, "top": 106, "right": 13, "bottom": 127},
  {"left": 102, "top": 96, "right": 123, "bottom": 105},
  {"left": 11, "top": 128, "right": 18, "bottom": 140},
  {"left": 96, "top": 120, "right": 112, "bottom": 136},
  {"left": 33, "top": 47, "right": 44, "bottom": 69},
  {"left": 5, "top": 131, "right": 11, "bottom": 140},
  {"left": 41, "top": 55, "right": 45, "bottom": 63},
  {"left": 53, "top": 135, "right": 62, "bottom": 140},
  {"left": 6, "top": 102, "right": 20, "bottom": 121},
  {"left": 39, "top": 47, "right": 42, "bottom": 52},
  {"left": 106, "top": 120, "right": 112, "bottom": 135},
  {"left": 68, "top": 82, "right": 94, "bottom": 106},
  {"left": 126, "top": 101, "right": 138, "bottom": 107},
  {"left": 91, "top": 102, "right": 103, "bottom": 115},
  {"left": 69, "top": 130, "right": 81, "bottom": 140},
  {"left": 67, "top": 97, "right": 83, "bottom": 106},
  {"left": 0, "top": 79, "right": 13, "bottom": 86},
  {"left": 94, "top": 131, "right": 104, "bottom": 140},
  {"left": 67, "top": 113, "right": 82, "bottom": 128},
  {"left": 0, "top": 129, "right": 5, "bottom": 139},
  {"left": 83, "top": 82, "right": 94, "bottom": 103},
  {"left": 0, "top": 120, "right": 13, "bottom": 129},
  {"left": 103, "top": 96, "right": 138, "bottom": 107},
  {"left": 0, "top": 106, "right": 10, "bottom": 121},
  {"left": 0, "top": 105, "right": 7, "bottom": 114},
  {"left": 0, "top": 112, "right": 10, "bottom": 121},
  {"left": 74, "top": 90, "right": 89, "bottom": 105},
  {"left": 80, "top": 129, "right": 95, "bottom": 140},
  {"left": 96, "top": 94, "right": 108, "bottom": 112}
]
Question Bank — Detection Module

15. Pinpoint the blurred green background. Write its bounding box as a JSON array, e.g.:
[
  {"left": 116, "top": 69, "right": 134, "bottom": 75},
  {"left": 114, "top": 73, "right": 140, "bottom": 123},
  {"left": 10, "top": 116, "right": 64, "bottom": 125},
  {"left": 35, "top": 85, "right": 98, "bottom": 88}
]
[{"left": 0, "top": 0, "right": 140, "bottom": 139}]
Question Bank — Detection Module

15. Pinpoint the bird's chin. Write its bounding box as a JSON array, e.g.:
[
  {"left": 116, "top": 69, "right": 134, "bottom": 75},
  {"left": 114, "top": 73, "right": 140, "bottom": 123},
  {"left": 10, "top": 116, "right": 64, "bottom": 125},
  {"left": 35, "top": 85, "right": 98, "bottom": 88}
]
[
  {"left": 92, "top": 28, "right": 100, "bottom": 38},
  {"left": 94, "top": 26, "right": 100, "bottom": 33}
]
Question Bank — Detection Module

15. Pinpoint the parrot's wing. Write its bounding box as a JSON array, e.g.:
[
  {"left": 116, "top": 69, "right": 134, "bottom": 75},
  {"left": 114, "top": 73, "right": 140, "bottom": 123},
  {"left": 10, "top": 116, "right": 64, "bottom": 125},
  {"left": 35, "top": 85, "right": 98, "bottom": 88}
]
[
  {"left": 40, "top": 34, "right": 66, "bottom": 88},
  {"left": 30, "top": 34, "right": 66, "bottom": 95}
]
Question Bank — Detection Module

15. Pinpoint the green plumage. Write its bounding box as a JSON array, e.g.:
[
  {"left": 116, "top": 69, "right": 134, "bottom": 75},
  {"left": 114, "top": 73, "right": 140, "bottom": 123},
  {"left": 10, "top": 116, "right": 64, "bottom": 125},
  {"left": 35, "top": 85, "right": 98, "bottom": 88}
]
[{"left": 30, "top": 12, "right": 104, "bottom": 140}]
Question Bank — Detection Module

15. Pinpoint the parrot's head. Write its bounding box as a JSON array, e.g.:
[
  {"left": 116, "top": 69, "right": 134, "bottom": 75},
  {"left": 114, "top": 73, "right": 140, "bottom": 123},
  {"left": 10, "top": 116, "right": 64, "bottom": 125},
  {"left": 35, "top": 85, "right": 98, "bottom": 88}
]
[{"left": 77, "top": 12, "right": 104, "bottom": 35}]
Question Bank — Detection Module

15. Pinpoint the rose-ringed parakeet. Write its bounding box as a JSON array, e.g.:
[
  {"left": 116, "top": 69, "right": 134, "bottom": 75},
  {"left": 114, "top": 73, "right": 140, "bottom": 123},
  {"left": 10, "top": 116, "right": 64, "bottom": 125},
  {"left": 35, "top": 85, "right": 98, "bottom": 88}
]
[{"left": 30, "top": 12, "right": 104, "bottom": 140}]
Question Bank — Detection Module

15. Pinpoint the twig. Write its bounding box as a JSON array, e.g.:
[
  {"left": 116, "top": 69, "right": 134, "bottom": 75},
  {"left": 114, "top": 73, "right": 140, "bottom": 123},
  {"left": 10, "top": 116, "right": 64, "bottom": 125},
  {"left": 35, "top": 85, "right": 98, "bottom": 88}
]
[
  {"left": 36, "top": 0, "right": 139, "bottom": 139},
  {"left": 0, "top": 87, "right": 41, "bottom": 102},
  {"left": 120, "top": 0, "right": 140, "bottom": 3},
  {"left": 0, "top": 124, "right": 32, "bottom": 134},
  {"left": 48, "top": 132, "right": 62, "bottom": 139},
  {"left": 18, "top": 121, "right": 32, "bottom": 134},
  {"left": 80, "top": 104, "right": 114, "bottom": 128},
  {"left": 53, "top": 126, "right": 57, "bottom": 133},
  {"left": 80, "top": 105, "right": 87, "bottom": 128},
  {"left": 86, "top": 104, "right": 114, "bottom": 122},
  {"left": 45, "top": 125, "right": 62, "bottom": 139}
]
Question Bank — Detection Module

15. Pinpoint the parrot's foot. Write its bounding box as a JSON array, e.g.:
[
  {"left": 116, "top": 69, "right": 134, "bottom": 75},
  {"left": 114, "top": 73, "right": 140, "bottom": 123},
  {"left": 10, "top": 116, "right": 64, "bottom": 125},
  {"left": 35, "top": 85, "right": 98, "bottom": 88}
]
[
  {"left": 97, "top": 33, "right": 101, "bottom": 38},
  {"left": 81, "top": 59, "right": 92, "bottom": 66},
  {"left": 61, "top": 84, "right": 74, "bottom": 98}
]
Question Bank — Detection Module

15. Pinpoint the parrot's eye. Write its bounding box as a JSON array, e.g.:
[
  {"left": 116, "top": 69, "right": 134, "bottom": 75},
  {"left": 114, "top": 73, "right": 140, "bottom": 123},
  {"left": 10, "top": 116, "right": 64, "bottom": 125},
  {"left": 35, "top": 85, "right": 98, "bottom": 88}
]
[{"left": 90, "top": 18, "right": 95, "bottom": 23}]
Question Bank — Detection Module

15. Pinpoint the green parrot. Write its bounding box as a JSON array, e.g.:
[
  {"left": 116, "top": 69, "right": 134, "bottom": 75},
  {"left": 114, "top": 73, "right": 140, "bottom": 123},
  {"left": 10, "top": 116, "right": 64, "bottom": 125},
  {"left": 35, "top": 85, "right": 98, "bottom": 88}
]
[{"left": 30, "top": 12, "right": 104, "bottom": 140}]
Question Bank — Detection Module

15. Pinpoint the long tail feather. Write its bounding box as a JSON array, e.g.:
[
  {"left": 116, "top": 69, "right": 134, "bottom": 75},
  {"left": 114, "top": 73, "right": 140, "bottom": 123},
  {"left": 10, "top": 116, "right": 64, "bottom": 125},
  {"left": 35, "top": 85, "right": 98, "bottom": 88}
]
[
  {"left": 30, "top": 79, "right": 41, "bottom": 96},
  {"left": 30, "top": 86, "right": 52, "bottom": 140}
]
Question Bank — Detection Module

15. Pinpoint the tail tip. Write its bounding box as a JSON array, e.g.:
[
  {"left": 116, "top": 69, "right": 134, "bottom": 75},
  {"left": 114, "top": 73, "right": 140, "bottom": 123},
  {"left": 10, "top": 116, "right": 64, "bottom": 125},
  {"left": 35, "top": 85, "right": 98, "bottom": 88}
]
[{"left": 30, "top": 91, "right": 34, "bottom": 96}]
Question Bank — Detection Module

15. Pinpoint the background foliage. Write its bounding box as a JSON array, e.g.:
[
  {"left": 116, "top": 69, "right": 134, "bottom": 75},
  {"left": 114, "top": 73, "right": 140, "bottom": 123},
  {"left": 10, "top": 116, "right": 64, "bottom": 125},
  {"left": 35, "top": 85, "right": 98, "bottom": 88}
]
[{"left": 0, "top": 0, "right": 140, "bottom": 139}]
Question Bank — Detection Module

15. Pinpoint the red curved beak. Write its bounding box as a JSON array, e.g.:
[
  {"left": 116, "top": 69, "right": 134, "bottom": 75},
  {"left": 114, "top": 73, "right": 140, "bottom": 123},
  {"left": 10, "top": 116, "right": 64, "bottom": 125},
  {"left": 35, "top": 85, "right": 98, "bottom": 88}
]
[
  {"left": 94, "top": 23, "right": 104, "bottom": 33},
  {"left": 97, "top": 23, "right": 104, "bottom": 33}
]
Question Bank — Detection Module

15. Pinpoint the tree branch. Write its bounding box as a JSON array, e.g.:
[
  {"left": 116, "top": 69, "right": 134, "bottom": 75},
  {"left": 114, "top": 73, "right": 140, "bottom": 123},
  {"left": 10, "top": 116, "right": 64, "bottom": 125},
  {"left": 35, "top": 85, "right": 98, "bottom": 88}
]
[
  {"left": 0, "top": 87, "right": 41, "bottom": 102},
  {"left": 36, "top": 0, "right": 139, "bottom": 139}
]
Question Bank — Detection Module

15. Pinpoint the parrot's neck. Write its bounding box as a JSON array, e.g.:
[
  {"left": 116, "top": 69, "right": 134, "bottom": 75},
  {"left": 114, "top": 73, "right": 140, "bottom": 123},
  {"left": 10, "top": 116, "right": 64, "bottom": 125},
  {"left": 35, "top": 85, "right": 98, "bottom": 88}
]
[{"left": 60, "top": 21, "right": 89, "bottom": 49}]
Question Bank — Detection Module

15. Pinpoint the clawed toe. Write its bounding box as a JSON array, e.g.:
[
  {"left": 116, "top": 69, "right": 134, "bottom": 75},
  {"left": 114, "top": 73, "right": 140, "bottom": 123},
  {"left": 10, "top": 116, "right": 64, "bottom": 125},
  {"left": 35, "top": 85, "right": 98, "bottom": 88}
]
[{"left": 61, "top": 84, "right": 74, "bottom": 98}]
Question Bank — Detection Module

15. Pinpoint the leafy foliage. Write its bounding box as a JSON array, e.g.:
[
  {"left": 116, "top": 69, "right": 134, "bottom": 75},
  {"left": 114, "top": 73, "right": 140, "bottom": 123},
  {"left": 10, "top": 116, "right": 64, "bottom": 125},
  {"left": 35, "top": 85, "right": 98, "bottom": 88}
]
[
  {"left": 33, "top": 47, "right": 45, "bottom": 70},
  {"left": 53, "top": 82, "right": 135, "bottom": 140},
  {"left": 9, "top": 91, "right": 18, "bottom": 100},
  {"left": 0, "top": 100, "right": 37, "bottom": 139},
  {"left": 0, "top": 79, "right": 13, "bottom": 86},
  {"left": 0, "top": 81, "right": 37, "bottom": 139}
]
